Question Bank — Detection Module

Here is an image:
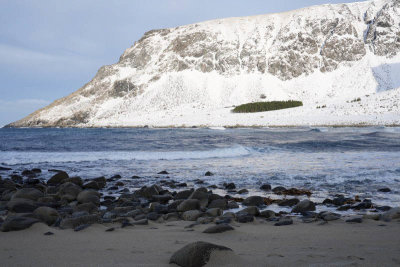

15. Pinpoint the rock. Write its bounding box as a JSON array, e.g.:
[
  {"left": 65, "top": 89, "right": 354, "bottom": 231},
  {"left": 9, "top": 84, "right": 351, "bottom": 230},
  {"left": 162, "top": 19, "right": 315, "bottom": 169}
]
[
  {"left": 21, "top": 170, "right": 36, "bottom": 177},
  {"left": 274, "top": 217, "right": 293, "bottom": 226},
  {"left": 242, "top": 196, "right": 264, "bottom": 207},
  {"left": 227, "top": 201, "right": 239, "bottom": 209},
  {"left": 10, "top": 175, "right": 23, "bottom": 184},
  {"left": 58, "top": 182, "right": 82, "bottom": 201},
  {"left": 31, "top": 168, "right": 42, "bottom": 174},
  {"left": 380, "top": 207, "right": 400, "bottom": 222},
  {"left": 177, "top": 199, "right": 200, "bottom": 212},
  {"left": 363, "top": 214, "right": 380, "bottom": 220},
  {"left": 203, "top": 224, "right": 234, "bottom": 234},
  {"left": 7, "top": 198, "right": 38, "bottom": 213},
  {"left": 376, "top": 206, "right": 391, "bottom": 212},
  {"left": 147, "top": 212, "right": 160, "bottom": 221},
  {"left": 332, "top": 196, "right": 351, "bottom": 206},
  {"left": 170, "top": 241, "right": 232, "bottom": 267},
  {"left": 33, "top": 207, "right": 59, "bottom": 226},
  {"left": 259, "top": 210, "right": 276, "bottom": 218},
  {"left": 378, "top": 187, "right": 391, "bottom": 193},
  {"left": 152, "top": 194, "right": 172, "bottom": 204},
  {"left": 175, "top": 189, "right": 194, "bottom": 200},
  {"left": 206, "top": 208, "right": 222, "bottom": 217},
  {"left": 47, "top": 171, "right": 69, "bottom": 185},
  {"left": 346, "top": 217, "right": 363, "bottom": 223},
  {"left": 278, "top": 198, "right": 300, "bottom": 207},
  {"left": 77, "top": 190, "right": 100, "bottom": 205},
  {"left": 1, "top": 216, "right": 40, "bottom": 232},
  {"left": 60, "top": 214, "right": 100, "bottom": 229},
  {"left": 92, "top": 176, "right": 107, "bottom": 188},
  {"left": 292, "top": 200, "right": 316, "bottom": 213},
  {"left": 352, "top": 200, "right": 372, "bottom": 210},
  {"left": 12, "top": 188, "right": 43, "bottom": 201},
  {"left": 44, "top": 231, "right": 54, "bottom": 235},
  {"left": 83, "top": 181, "right": 102, "bottom": 190},
  {"left": 237, "top": 189, "right": 249, "bottom": 194},
  {"left": 0, "top": 166, "right": 12, "bottom": 171},
  {"left": 64, "top": 177, "right": 83, "bottom": 187},
  {"left": 158, "top": 170, "right": 169, "bottom": 175},
  {"left": 260, "top": 184, "right": 272, "bottom": 191},
  {"left": 133, "top": 218, "right": 149, "bottom": 225},
  {"left": 337, "top": 204, "right": 351, "bottom": 211},
  {"left": 197, "top": 216, "right": 214, "bottom": 224},
  {"left": 105, "top": 227, "right": 115, "bottom": 232},
  {"left": 182, "top": 210, "right": 203, "bottom": 221},
  {"left": 207, "top": 199, "right": 227, "bottom": 210},
  {"left": 272, "top": 186, "right": 286, "bottom": 194},
  {"left": 319, "top": 212, "right": 340, "bottom": 221},
  {"left": 224, "top": 183, "right": 236, "bottom": 190},
  {"left": 236, "top": 214, "right": 254, "bottom": 223},
  {"left": 74, "top": 202, "right": 98, "bottom": 214},
  {"left": 74, "top": 224, "right": 91, "bottom": 231},
  {"left": 204, "top": 171, "right": 214, "bottom": 176},
  {"left": 237, "top": 206, "right": 260, "bottom": 216},
  {"left": 188, "top": 188, "right": 209, "bottom": 208}
]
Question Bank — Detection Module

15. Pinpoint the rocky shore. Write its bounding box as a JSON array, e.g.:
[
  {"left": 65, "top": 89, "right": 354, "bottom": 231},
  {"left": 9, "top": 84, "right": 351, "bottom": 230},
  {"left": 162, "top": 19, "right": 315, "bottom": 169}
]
[{"left": 1, "top": 167, "right": 400, "bottom": 266}]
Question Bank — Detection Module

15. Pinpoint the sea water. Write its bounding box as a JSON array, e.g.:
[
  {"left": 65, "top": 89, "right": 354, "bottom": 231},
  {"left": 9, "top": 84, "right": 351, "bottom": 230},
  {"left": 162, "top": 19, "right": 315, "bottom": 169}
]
[{"left": 1, "top": 127, "right": 400, "bottom": 209}]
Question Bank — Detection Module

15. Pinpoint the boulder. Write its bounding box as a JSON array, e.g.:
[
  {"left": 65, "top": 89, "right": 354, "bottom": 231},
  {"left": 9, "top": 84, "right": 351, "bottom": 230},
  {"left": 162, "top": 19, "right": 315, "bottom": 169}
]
[
  {"left": 175, "top": 189, "right": 194, "bottom": 200},
  {"left": 237, "top": 206, "right": 260, "bottom": 216},
  {"left": 58, "top": 182, "right": 82, "bottom": 201},
  {"left": 236, "top": 214, "right": 254, "bottom": 223},
  {"left": 177, "top": 199, "right": 200, "bottom": 212},
  {"left": 204, "top": 171, "right": 214, "bottom": 176},
  {"left": 203, "top": 224, "right": 234, "bottom": 234},
  {"left": 242, "top": 196, "right": 264, "bottom": 206},
  {"left": 207, "top": 199, "right": 228, "bottom": 210},
  {"left": 83, "top": 181, "right": 102, "bottom": 190},
  {"left": 278, "top": 198, "right": 300, "bottom": 207},
  {"left": 47, "top": 171, "right": 69, "bottom": 185},
  {"left": 319, "top": 212, "right": 340, "bottom": 221},
  {"left": 77, "top": 190, "right": 100, "bottom": 205},
  {"left": 60, "top": 214, "right": 100, "bottom": 229},
  {"left": 224, "top": 183, "right": 236, "bottom": 190},
  {"left": 7, "top": 198, "right": 38, "bottom": 213},
  {"left": 182, "top": 210, "right": 203, "bottom": 221},
  {"left": 206, "top": 208, "right": 222, "bottom": 217},
  {"left": 292, "top": 200, "right": 316, "bottom": 213},
  {"left": 189, "top": 188, "right": 209, "bottom": 208},
  {"left": 260, "top": 184, "right": 272, "bottom": 191},
  {"left": 170, "top": 241, "right": 232, "bottom": 267},
  {"left": 260, "top": 210, "right": 276, "bottom": 218},
  {"left": 378, "top": 187, "right": 391, "bottom": 193},
  {"left": 272, "top": 186, "right": 286, "bottom": 194},
  {"left": 74, "top": 202, "right": 98, "bottom": 214},
  {"left": 274, "top": 217, "right": 293, "bottom": 226},
  {"left": 380, "top": 207, "right": 400, "bottom": 222},
  {"left": 12, "top": 188, "right": 43, "bottom": 201},
  {"left": 1, "top": 216, "right": 40, "bottom": 232},
  {"left": 33, "top": 207, "right": 59, "bottom": 225}
]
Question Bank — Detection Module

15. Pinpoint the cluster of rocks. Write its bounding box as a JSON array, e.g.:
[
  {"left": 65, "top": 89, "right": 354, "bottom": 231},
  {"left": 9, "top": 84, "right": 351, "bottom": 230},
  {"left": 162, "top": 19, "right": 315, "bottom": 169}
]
[{"left": 1, "top": 168, "right": 399, "bottom": 233}]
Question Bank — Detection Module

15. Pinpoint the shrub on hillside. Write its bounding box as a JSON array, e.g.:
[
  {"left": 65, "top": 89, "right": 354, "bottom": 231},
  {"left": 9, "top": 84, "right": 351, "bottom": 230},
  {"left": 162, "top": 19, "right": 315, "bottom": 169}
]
[{"left": 232, "top": 100, "right": 303, "bottom": 113}]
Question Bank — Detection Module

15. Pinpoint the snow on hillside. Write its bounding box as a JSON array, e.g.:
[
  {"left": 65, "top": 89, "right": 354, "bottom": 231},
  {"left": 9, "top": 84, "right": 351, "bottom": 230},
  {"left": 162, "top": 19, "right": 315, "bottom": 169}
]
[{"left": 7, "top": 0, "right": 400, "bottom": 128}]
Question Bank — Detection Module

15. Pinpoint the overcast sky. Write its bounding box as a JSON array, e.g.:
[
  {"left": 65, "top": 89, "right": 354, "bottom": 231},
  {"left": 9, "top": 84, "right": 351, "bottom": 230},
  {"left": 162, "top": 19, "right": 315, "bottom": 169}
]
[{"left": 0, "top": 0, "right": 366, "bottom": 126}]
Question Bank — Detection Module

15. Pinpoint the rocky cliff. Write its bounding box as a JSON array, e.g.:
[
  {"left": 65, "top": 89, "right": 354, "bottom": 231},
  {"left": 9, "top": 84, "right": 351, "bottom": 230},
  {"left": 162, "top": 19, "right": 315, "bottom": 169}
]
[{"left": 7, "top": 0, "right": 400, "bottom": 127}]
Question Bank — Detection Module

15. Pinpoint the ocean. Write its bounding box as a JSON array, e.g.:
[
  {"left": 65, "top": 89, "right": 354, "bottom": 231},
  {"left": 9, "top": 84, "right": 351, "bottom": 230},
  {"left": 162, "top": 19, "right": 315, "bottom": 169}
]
[{"left": 1, "top": 127, "right": 400, "bottom": 212}]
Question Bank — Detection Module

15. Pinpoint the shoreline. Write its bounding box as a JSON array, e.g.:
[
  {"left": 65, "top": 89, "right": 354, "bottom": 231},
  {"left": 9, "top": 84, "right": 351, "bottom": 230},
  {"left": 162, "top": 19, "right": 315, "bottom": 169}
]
[{"left": 3, "top": 124, "right": 400, "bottom": 129}]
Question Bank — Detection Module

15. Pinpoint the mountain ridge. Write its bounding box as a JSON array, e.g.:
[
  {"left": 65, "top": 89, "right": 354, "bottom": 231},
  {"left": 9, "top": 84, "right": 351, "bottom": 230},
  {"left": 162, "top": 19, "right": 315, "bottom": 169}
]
[{"left": 7, "top": 0, "right": 400, "bottom": 128}]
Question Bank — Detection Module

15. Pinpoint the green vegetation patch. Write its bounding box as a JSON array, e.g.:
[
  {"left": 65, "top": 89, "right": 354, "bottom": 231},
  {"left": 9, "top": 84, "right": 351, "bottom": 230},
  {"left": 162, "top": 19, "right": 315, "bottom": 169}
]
[{"left": 232, "top": 100, "right": 303, "bottom": 113}]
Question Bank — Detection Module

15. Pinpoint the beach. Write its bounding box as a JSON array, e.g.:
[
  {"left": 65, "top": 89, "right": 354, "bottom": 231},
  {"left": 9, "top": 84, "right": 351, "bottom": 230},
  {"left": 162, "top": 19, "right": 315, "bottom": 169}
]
[{"left": 1, "top": 219, "right": 399, "bottom": 266}]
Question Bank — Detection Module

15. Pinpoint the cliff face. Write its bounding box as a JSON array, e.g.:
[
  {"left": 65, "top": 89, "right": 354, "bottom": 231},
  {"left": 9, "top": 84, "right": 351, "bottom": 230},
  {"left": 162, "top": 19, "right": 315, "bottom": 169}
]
[{"left": 7, "top": 0, "right": 400, "bottom": 127}]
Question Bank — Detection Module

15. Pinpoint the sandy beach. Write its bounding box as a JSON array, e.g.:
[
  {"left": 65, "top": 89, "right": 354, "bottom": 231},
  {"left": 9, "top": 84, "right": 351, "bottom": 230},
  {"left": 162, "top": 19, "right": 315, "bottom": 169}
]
[{"left": 1, "top": 218, "right": 399, "bottom": 267}]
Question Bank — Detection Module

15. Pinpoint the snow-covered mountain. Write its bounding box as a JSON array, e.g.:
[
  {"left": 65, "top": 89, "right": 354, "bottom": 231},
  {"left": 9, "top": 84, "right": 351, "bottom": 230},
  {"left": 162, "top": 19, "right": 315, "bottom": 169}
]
[{"left": 7, "top": 0, "right": 400, "bottom": 127}]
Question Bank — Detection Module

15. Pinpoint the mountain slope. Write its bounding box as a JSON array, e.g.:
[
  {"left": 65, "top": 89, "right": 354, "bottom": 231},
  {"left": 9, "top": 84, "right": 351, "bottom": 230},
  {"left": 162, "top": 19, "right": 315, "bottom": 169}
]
[{"left": 8, "top": 0, "right": 400, "bottom": 127}]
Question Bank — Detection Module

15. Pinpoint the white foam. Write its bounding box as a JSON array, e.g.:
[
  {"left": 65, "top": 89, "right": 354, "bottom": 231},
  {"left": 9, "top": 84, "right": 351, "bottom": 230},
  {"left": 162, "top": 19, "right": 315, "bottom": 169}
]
[{"left": 0, "top": 145, "right": 251, "bottom": 165}]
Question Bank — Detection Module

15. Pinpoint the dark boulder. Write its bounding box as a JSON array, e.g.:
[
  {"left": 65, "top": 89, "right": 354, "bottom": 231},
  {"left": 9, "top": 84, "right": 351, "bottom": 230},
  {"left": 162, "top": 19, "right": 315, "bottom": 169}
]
[
  {"left": 278, "top": 198, "right": 299, "bottom": 207},
  {"left": 170, "top": 241, "right": 232, "bottom": 267},
  {"left": 1, "top": 216, "right": 40, "bottom": 232},
  {"left": 260, "top": 184, "right": 272, "bottom": 191},
  {"left": 47, "top": 171, "right": 69, "bottom": 185},
  {"left": 292, "top": 200, "right": 316, "bottom": 213},
  {"left": 242, "top": 196, "right": 264, "bottom": 206},
  {"left": 203, "top": 224, "right": 234, "bottom": 234}
]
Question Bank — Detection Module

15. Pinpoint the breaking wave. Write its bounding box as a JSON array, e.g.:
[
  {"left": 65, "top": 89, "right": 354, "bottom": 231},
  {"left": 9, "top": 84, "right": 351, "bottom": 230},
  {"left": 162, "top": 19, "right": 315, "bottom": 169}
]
[{"left": 0, "top": 145, "right": 252, "bottom": 165}]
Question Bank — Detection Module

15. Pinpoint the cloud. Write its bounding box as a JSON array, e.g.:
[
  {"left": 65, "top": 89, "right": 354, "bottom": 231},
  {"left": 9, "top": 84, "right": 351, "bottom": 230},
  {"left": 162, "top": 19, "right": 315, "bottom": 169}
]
[{"left": 0, "top": 98, "right": 51, "bottom": 127}]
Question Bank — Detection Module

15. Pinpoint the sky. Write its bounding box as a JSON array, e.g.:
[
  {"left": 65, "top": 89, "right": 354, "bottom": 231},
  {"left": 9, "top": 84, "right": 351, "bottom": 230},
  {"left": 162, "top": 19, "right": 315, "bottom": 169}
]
[{"left": 0, "top": 0, "right": 366, "bottom": 127}]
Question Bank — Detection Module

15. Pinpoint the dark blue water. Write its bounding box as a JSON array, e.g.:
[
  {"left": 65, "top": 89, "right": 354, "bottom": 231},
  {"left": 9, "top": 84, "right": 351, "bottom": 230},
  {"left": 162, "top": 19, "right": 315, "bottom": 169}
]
[{"left": 1, "top": 127, "right": 400, "bottom": 209}]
